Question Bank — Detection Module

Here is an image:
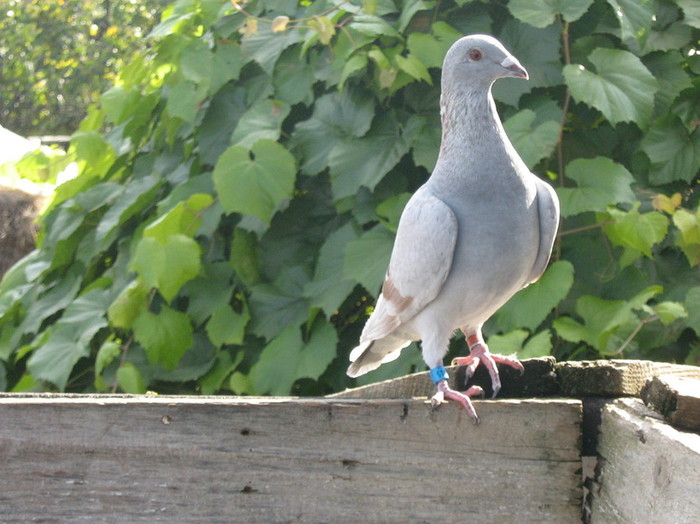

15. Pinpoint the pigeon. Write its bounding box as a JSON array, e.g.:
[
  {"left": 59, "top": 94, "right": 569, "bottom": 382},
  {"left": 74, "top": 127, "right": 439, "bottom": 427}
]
[{"left": 346, "top": 34, "right": 560, "bottom": 422}]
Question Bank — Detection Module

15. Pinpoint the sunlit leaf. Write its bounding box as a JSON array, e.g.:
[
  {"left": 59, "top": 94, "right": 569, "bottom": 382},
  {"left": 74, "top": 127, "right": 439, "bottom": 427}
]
[
  {"left": 213, "top": 139, "right": 296, "bottom": 224},
  {"left": 133, "top": 306, "right": 193, "bottom": 370},
  {"left": 508, "top": 0, "right": 594, "bottom": 28},
  {"left": 641, "top": 115, "right": 700, "bottom": 184},
  {"left": 504, "top": 109, "right": 560, "bottom": 168},
  {"left": 496, "top": 261, "right": 575, "bottom": 331},
  {"left": 563, "top": 48, "right": 657, "bottom": 127},
  {"left": 556, "top": 157, "right": 636, "bottom": 217}
]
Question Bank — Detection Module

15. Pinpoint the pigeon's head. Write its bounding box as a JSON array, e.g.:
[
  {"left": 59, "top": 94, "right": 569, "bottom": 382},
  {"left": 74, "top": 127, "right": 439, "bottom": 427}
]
[{"left": 441, "top": 35, "right": 528, "bottom": 88}]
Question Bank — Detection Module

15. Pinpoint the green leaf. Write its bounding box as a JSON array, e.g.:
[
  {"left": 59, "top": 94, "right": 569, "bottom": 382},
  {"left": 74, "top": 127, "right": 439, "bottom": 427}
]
[
  {"left": 644, "top": 52, "right": 693, "bottom": 115},
  {"left": 652, "top": 302, "right": 687, "bottom": 325},
  {"left": 199, "top": 351, "right": 244, "bottom": 395},
  {"left": 242, "top": 27, "right": 301, "bottom": 74},
  {"left": 641, "top": 116, "right": 700, "bottom": 185},
  {"left": 508, "top": 0, "right": 594, "bottom": 28},
  {"left": 165, "top": 81, "right": 201, "bottom": 123},
  {"left": 213, "top": 139, "right": 296, "bottom": 224},
  {"left": 339, "top": 53, "right": 369, "bottom": 88},
  {"left": 376, "top": 193, "right": 411, "bottom": 232},
  {"left": 132, "top": 306, "right": 193, "bottom": 370},
  {"left": 231, "top": 99, "right": 291, "bottom": 148},
  {"left": 95, "top": 340, "right": 121, "bottom": 390},
  {"left": 249, "top": 318, "right": 338, "bottom": 395},
  {"left": 273, "top": 48, "right": 315, "bottom": 105},
  {"left": 606, "top": 0, "right": 654, "bottom": 48},
  {"left": 329, "top": 113, "right": 422, "bottom": 200},
  {"left": 210, "top": 42, "right": 243, "bottom": 94},
  {"left": 95, "top": 175, "right": 162, "bottom": 249},
  {"left": 411, "top": 114, "right": 440, "bottom": 172},
  {"left": 677, "top": 0, "right": 700, "bottom": 28},
  {"left": 108, "top": 281, "right": 149, "bottom": 329},
  {"left": 407, "top": 32, "right": 446, "bottom": 69},
  {"left": 308, "top": 15, "right": 336, "bottom": 44},
  {"left": 684, "top": 287, "right": 700, "bottom": 335},
  {"left": 180, "top": 39, "right": 213, "bottom": 87},
  {"left": 116, "top": 362, "right": 147, "bottom": 394},
  {"left": 395, "top": 54, "right": 432, "bottom": 85},
  {"left": 519, "top": 329, "right": 553, "bottom": 359},
  {"left": 556, "top": 157, "right": 636, "bottom": 217},
  {"left": 348, "top": 13, "right": 400, "bottom": 37},
  {"left": 503, "top": 110, "right": 560, "bottom": 168},
  {"left": 130, "top": 235, "right": 202, "bottom": 302},
  {"left": 563, "top": 48, "right": 657, "bottom": 127},
  {"left": 493, "top": 21, "right": 564, "bottom": 106},
  {"left": 249, "top": 266, "right": 311, "bottom": 339},
  {"left": 304, "top": 223, "right": 359, "bottom": 314},
  {"left": 495, "top": 261, "right": 575, "bottom": 331},
  {"left": 24, "top": 288, "right": 111, "bottom": 389},
  {"left": 101, "top": 87, "right": 140, "bottom": 125},
  {"left": 68, "top": 131, "right": 117, "bottom": 181},
  {"left": 673, "top": 208, "right": 700, "bottom": 266},
  {"left": 603, "top": 203, "right": 669, "bottom": 258},
  {"left": 554, "top": 287, "right": 662, "bottom": 352},
  {"left": 230, "top": 228, "right": 263, "bottom": 287},
  {"left": 487, "top": 329, "right": 529, "bottom": 355},
  {"left": 343, "top": 225, "right": 394, "bottom": 294},
  {"left": 26, "top": 328, "right": 89, "bottom": 390},
  {"left": 206, "top": 302, "right": 250, "bottom": 347},
  {"left": 293, "top": 89, "right": 376, "bottom": 176}
]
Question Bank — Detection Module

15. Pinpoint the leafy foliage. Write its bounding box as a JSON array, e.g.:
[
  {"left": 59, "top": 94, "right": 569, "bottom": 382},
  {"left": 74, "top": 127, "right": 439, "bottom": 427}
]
[
  {"left": 0, "top": 0, "right": 169, "bottom": 135},
  {"left": 1, "top": 0, "right": 699, "bottom": 395}
]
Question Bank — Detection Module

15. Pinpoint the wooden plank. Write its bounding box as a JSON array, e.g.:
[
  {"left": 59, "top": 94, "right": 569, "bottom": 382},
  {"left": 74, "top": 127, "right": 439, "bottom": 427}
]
[
  {"left": 0, "top": 396, "right": 582, "bottom": 523},
  {"left": 556, "top": 359, "right": 700, "bottom": 397},
  {"left": 590, "top": 398, "right": 700, "bottom": 523},
  {"left": 332, "top": 358, "right": 699, "bottom": 401},
  {"left": 641, "top": 374, "right": 700, "bottom": 432},
  {"left": 330, "top": 356, "right": 559, "bottom": 399}
]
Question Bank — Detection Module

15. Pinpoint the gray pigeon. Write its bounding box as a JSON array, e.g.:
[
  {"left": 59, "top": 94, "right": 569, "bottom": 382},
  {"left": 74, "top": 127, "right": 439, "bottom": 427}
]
[{"left": 346, "top": 34, "right": 560, "bottom": 422}]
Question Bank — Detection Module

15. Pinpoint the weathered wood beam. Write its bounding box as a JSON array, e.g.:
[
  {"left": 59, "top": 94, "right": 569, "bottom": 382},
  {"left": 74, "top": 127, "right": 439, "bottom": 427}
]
[
  {"left": 590, "top": 398, "right": 700, "bottom": 523},
  {"left": 641, "top": 374, "right": 700, "bottom": 432},
  {"left": 0, "top": 396, "right": 582, "bottom": 523}
]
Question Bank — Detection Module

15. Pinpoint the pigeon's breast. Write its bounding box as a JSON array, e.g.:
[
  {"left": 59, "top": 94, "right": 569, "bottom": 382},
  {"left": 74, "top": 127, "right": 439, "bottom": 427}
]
[{"left": 419, "top": 166, "right": 540, "bottom": 330}]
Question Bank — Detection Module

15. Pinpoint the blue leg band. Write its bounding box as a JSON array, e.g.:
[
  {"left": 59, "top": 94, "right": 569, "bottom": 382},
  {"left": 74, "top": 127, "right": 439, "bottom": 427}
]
[{"left": 429, "top": 366, "right": 449, "bottom": 384}]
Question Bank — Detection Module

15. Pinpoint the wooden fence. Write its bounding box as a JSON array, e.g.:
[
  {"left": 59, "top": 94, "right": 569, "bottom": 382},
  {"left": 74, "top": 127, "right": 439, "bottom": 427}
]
[{"left": 1, "top": 359, "right": 698, "bottom": 523}]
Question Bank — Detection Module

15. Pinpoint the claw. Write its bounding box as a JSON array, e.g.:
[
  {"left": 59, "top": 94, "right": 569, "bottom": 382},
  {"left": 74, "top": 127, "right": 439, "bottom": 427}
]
[
  {"left": 430, "top": 379, "right": 482, "bottom": 423},
  {"left": 452, "top": 333, "right": 524, "bottom": 398}
]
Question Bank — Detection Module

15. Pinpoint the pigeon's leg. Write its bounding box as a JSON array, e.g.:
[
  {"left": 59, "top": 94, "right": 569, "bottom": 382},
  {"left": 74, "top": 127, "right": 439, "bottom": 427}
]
[
  {"left": 421, "top": 332, "right": 483, "bottom": 422},
  {"left": 429, "top": 374, "right": 484, "bottom": 423},
  {"left": 451, "top": 327, "right": 524, "bottom": 398}
]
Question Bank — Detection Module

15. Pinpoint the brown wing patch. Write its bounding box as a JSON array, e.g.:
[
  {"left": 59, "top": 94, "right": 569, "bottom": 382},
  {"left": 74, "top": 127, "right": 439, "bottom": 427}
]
[{"left": 381, "top": 275, "right": 414, "bottom": 315}]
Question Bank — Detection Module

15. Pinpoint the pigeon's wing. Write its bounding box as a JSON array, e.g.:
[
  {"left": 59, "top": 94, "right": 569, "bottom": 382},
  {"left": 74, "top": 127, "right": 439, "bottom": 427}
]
[
  {"left": 360, "top": 189, "right": 458, "bottom": 342},
  {"left": 526, "top": 176, "right": 560, "bottom": 284}
]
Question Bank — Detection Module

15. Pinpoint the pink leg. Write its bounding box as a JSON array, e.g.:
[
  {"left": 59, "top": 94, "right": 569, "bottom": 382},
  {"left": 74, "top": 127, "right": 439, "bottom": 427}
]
[
  {"left": 451, "top": 329, "right": 524, "bottom": 398},
  {"left": 430, "top": 379, "right": 484, "bottom": 423}
]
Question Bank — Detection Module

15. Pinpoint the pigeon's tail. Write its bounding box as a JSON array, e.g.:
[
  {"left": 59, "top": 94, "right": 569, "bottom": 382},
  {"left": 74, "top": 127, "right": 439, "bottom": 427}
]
[{"left": 346, "top": 335, "right": 412, "bottom": 378}]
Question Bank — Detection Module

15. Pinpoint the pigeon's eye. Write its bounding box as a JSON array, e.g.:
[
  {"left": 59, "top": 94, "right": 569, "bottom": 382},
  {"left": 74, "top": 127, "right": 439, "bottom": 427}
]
[{"left": 468, "top": 48, "right": 483, "bottom": 61}]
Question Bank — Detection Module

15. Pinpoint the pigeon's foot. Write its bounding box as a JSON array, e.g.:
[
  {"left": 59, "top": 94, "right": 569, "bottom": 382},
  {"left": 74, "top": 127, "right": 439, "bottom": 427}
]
[
  {"left": 430, "top": 379, "right": 483, "bottom": 423},
  {"left": 452, "top": 332, "right": 524, "bottom": 398}
]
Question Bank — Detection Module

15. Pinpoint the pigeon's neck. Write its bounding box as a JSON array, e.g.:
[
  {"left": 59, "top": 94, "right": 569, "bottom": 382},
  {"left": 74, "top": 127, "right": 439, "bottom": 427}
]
[{"left": 432, "top": 83, "right": 519, "bottom": 186}]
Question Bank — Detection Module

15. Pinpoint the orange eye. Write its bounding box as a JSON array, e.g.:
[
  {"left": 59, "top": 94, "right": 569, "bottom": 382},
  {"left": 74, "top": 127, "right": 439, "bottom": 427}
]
[{"left": 469, "top": 48, "right": 482, "bottom": 61}]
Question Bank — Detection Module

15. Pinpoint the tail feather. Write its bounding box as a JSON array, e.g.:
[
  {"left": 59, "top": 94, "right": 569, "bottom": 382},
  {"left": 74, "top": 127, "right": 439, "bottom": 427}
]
[{"left": 346, "top": 336, "right": 411, "bottom": 378}]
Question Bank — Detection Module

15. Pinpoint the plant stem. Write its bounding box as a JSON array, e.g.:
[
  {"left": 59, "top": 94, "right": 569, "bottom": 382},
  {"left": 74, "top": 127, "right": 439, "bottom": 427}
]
[
  {"left": 556, "top": 20, "right": 571, "bottom": 190},
  {"left": 615, "top": 315, "right": 658, "bottom": 355}
]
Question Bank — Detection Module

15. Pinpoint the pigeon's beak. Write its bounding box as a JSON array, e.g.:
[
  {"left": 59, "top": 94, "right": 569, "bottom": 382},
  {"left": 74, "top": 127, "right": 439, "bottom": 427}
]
[{"left": 500, "top": 55, "right": 529, "bottom": 80}]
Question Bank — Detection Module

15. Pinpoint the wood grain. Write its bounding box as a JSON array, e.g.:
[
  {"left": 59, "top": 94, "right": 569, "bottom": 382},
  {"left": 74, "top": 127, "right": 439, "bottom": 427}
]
[
  {"left": 0, "top": 396, "right": 582, "bottom": 523},
  {"left": 641, "top": 374, "right": 700, "bottom": 431},
  {"left": 590, "top": 398, "right": 700, "bottom": 523}
]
